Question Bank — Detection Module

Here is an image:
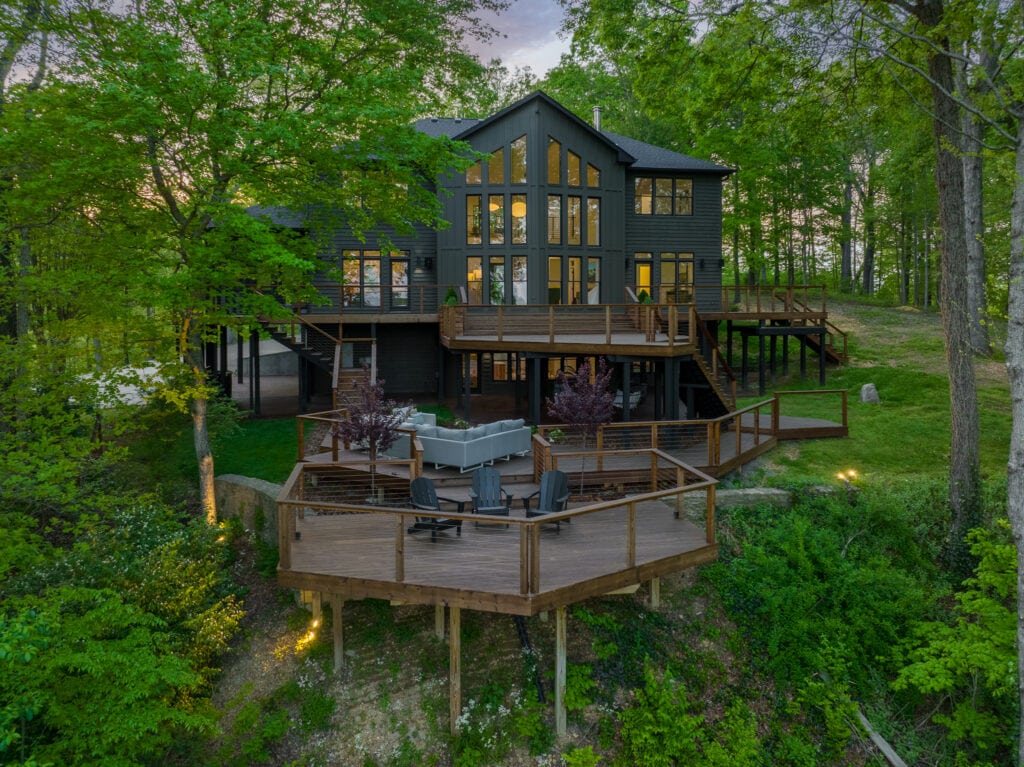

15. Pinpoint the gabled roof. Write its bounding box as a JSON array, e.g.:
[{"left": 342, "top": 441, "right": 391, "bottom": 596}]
[{"left": 414, "top": 90, "right": 731, "bottom": 175}]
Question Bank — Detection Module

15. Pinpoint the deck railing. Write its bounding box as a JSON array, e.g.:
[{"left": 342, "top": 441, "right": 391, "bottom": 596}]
[
  {"left": 441, "top": 303, "right": 696, "bottom": 347},
  {"left": 718, "top": 285, "right": 828, "bottom": 315},
  {"left": 277, "top": 451, "right": 717, "bottom": 594}
]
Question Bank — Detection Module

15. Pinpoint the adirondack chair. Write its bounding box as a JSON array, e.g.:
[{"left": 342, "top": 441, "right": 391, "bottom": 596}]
[
  {"left": 470, "top": 466, "right": 512, "bottom": 527},
  {"left": 408, "top": 477, "right": 463, "bottom": 542},
  {"left": 522, "top": 469, "right": 570, "bottom": 532}
]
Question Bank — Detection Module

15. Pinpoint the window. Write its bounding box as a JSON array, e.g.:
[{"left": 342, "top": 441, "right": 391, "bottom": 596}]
[
  {"left": 488, "top": 147, "right": 504, "bottom": 184},
  {"left": 655, "top": 179, "right": 673, "bottom": 215},
  {"left": 587, "top": 259, "right": 600, "bottom": 303},
  {"left": 391, "top": 258, "right": 408, "bottom": 308},
  {"left": 567, "top": 151, "right": 581, "bottom": 186},
  {"left": 467, "top": 257, "right": 483, "bottom": 304},
  {"left": 674, "top": 179, "right": 693, "bottom": 215},
  {"left": 547, "top": 137, "right": 561, "bottom": 184},
  {"left": 547, "top": 195, "right": 561, "bottom": 244},
  {"left": 634, "top": 177, "right": 693, "bottom": 216},
  {"left": 489, "top": 195, "right": 504, "bottom": 244},
  {"left": 511, "top": 135, "right": 527, "bottom": 184},
  {"left": 587, "top": 198, "right": 600, "bottom": 245},
  {"left": 467, "top": 195, "right": 482, "bottom": 244},
  {"left": 567, "top": 196, "right": 581, "bottom": 245},
  {"left": 511, "top": 194, "right": 527, "bottom": 243},
  {"left": 634, "top": 177, "right": 652, "bottom": 215},
  {"left": 342, "top": 250, "right": 382, "bottom": 307},
  {"left": 634, "top": 252, "right": 653, "bottom": 301},
  {"left": 568, "top": 256, "right": 582, "bottom": 304},
  {"left": 587, "top": 163, "right": 601, "bottom": 187},
  {"left": 492, "top": 353, "right": 526, "bottom": 382},
  {"left": 659, "top": 252, "right": 694, "bottom": 303},
  {"left": 548, "top": 256, "right": 561, "bottom": 304},
  {"left": 512, "top": 256, "right": 528, "bottom": 304},
  {"left": 466, "top": 161, "right": 482, "bottom": 185},
  {"left": 489, "top": 256, "right": 505, "bottom": 304}
]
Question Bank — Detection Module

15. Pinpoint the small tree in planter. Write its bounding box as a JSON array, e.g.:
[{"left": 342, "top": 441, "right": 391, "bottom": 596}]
[
  {"left": 333, "top": 373, "right": 408, "bottom": 499},
  {"left": 546, "top": 358, "right": 615, "bottom": 495}
]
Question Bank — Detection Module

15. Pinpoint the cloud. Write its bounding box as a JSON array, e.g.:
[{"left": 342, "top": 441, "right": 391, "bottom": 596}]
[{"left": 469, "top": 0, "right": 570, "bottom": 75}]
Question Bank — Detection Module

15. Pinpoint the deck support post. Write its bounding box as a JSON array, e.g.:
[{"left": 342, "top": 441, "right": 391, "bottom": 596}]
[
  {"left": 782, "top": 334, "right": 790, "bottom": 376},
  {"left": 463, "top": 352, "right": 472, "bottom": 422},
  {"left": 331, "top": 595, "right": 344, "bottom": 672},
  {"left": 649, "top": 577, "right": 661, "bottom": 608},
  {"left": 435, "top": 604, "right": 445, "bottom": 640},
  {"left": 621, "top": 360, "right": 632, "bottom": 422},
  {"left": 758, "top": 325, "right": 766, "bottom": 395},
  {"left": 555, "top": 606, "right": 567, "bottom": 738},
  {"left": 449, "top": 606, "right": 461, "bottom": 735},
  {"left": 818, "top": 328, "right": 826, "bottom": 385},
  {"left": 311, "top": 591, "right": 322, "bottom": 624},
  {"left": 530, "top": 357, "right": 543, "bottom": 424}
]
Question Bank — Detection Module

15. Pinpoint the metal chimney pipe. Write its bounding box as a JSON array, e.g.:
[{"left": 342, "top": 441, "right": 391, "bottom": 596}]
[{"left": 593, "top": 105, "right": 602, "bottom": 130}]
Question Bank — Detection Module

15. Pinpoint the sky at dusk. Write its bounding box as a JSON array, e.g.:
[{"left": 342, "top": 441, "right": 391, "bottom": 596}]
[{"left": 469, "top": 0, "right": 572, "bottom": 76}]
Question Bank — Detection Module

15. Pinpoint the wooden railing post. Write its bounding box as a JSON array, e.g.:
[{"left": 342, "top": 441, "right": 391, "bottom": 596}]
[
  {"left": 530, "top": 525, "right": 541, "bottom": 593},
  {"left": 706, "top": 483, "right": 716, "bottom": 544},
  {"left": 548, "top": 305, "right": 555, "bottom": 343},
  {"left": 395, "top": 515, "right": 405, "bottom": 582},
  {"left": 297, "top": 419, "right": 306, "bottom": 461},
  {"left": 627, "top": 502, "right": 636, "bottom": 568},
  {"left": 650, "top": 451, "right": 658, "bottom": 492},
  {"left": 520, "top": 525, "right": 529, "bottom": 594},
  {"left": 772, "top": 394, "right": 781, "bottom": 435}
]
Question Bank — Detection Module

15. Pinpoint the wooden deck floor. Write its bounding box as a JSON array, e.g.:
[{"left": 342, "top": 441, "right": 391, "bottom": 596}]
[{"left": 278, "top": 498, "right": 716, "bottom": 615}]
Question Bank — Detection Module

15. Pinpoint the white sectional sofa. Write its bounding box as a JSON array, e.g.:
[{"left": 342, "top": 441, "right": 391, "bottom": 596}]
[{"left": 385, "top": 417, "right": 532, "bottom": 472}]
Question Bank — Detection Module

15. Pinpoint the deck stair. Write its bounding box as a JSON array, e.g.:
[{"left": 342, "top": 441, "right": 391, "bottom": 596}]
[
  {"left": 257, "top": 316, "right": 339, "bottom": 375},
  {"left": 786, "top": 299, "right": 849, "bottom": 364}
]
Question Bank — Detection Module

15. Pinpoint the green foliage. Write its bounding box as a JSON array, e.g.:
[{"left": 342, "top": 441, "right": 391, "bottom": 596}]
[
  {"left": 452, "top": 683, "right": 552, "bottom": 766},
  {"left": 563, "top": 744, "right": 602, "bottom": 767},
  {"left": 565, "top": 663, "right": 597, "bottom": 712},
  {"left": 893, "top": 525, "right": 1017, "bottom": 763},
  {"left": 573, "top": 603, "right": 675, "bottom": 697},
  {"left": 709, "top": 486, "right": 940, "bottom": 688},
  {"left": 616, "top": 665, "right": 705, "bottom": 766}
]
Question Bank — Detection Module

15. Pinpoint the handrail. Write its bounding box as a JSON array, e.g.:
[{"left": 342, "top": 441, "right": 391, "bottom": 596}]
[{"left": 278, "top": 449, "right": 718, "bottom": 593}]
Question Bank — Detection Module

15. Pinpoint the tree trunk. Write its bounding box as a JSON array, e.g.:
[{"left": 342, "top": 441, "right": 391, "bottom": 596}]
[
  {"left": 840, "top": 171, "right": 854, "bottom": 292},
  {"left": 861, "top": 176, "right": 876, "bottom": 295},
  {"left": 962, "top": 111, "right": 991, "bottom": 355},
  {"left": 924, "top": 30, "right": 981, "bottom": 567},
  {"left": 1003, "top": 115, "right": 1024, "bottom": 767},
  {"left": 187, "top": 346, "right": 217, "bottom": 524}
]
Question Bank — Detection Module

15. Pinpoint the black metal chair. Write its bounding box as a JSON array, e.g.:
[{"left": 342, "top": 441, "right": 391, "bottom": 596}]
[
  {"left": 470, "top": 466, "right": 512, "bottom": 527},
  {"left": 408, "top": 477, "right": 463, "bottom": 542},
  {"left": 523, "top": 469, "right": 570, "bottom": 532}
]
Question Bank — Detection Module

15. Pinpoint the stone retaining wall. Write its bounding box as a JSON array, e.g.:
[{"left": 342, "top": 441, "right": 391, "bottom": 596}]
[{"left": 215, "top": 474, "right": 282, "bottom": 545}]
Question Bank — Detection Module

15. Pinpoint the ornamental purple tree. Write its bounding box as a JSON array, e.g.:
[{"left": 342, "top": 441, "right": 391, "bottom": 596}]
[
  {"left": 333, "top": 373, "right": 408, "bottom": 496},
  {"left": 546, "top": 358, "right": 615, "bottom": 494}
]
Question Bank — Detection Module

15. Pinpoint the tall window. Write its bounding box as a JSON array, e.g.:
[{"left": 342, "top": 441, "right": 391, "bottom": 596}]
[
  {"left": 547, "top": 256, "right": 561, "bottom": 304},
  {"left": 488, "top": 147, "right": 504, "bottom": 184},
  {"left": 467, "top": 256, "right": 483, "bottom": 304},
  {"left": 547, "top": 195, "right": 561, "bottom": 244},
  {"left": 489, "top": 257, "right": 505, "bottom": 304},
  {"left": 634, "top": 177, "right": 653, "bottom": 214},
  {"left": 567, "top": 151, "right": 581, "bottom": 185},
  {"left": 512, "top": 256, "right": 528, "bottom": 305},
  {"left": 391, "top": 257, "right": 408, "bottom": 309},
  {"left": 587, "top": 163, "right": 601, "bottom": 187},
  {"left": 467, "top": 195, "right": 482, "bottom": 244},
  {"left": 567, "top": 196, "right": 581, "bottom": 245},
  {"left": 568, "top": 256, "right": 582, "bottom": 304},
  {"left": 634, "top": 177, "right": 693, "bottom": 216},
  {"left": 587, "top": 198, "right": 600, "bottom": 245},
  {"left": 547, "top": 137, "right": 561, "bottom": 184},
  {"left": 634, "top": 252, "right": 653, "bottom": 301},
  {"left": 488, "top": 195, "right": 505, "bottom": 244},
  {"left": 342, "top": 250, "right": 382, "bottom": 307},
  {"left": 587, "top": 259, "right": 600, "bottom": 303},
  {"left": 511, "top": 194, "right": 527, "bottom": 243},
  {"left": 511, "top": 135, "right": 527, "bottom": 184},
  {"left": 466, "top": 161, "right": 482, "bottom": 185}
]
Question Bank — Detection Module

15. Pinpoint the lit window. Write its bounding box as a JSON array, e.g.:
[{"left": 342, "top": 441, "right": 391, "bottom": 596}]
[
  {"left": 489, "top": 257, "right": 505, "bottom": 304},
  {"left": 587, "top": 259, "right": 600, "bottom": 303},
  {"left": 547, "top": 195, "right": 561, "bottom": 244},
  {"left": 512, "top": 256, "right": 528, "bottom": 304},
  {"left": 488, "top": 148, "right": 504, "bottom": 184},
  {"left": 655, "top": 178, "right": 673, "bottom": 214},
  {"left": 511, "top": 194, "right": 527, "bottom": 244},
  {"left": 466, "top": 161, "right": 481, "bottom": 185},
  {"left": 634, "top": 177, "right": 652, "bottom": 214},
  {"left": 568, "top": 151, "right": 581, "bottom": 186},
  {"left": 467, "top": 195, "right": 482, "bottom": 244},
  {"left": 548, "top": 256, "right": 561, "bottom": 304},
  {"left": 489, "top": 195, "right": 504, "bottom": 244},
  {"left": 511, "top": 135, "right": 527, "bottom": 184},
  {"left": 568, "top": 196, "right": 581, "bottom": 245},
  {"left": 467, "top": 257, "right": 483, "bottom": 304},
  {"left": 587, "top": 198, "right": 600, "bottom": 245},
  {"left": 548, "top": 137, "right": 561, "bottom": 184},
  {"left": 587, "top": 163, "right": 600, "bottom": 187}
]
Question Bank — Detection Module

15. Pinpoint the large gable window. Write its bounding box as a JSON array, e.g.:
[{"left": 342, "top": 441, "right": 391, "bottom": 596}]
[
  {"left": 488, "top": 147, "right": 504, "bottom": 184},
  {"left": 587, "top": 163, "right": 601, "bottom": 187},
  {"left": 489, "top": 194, "right": 505, "bottom": 244},
  {"left": 466, "top": 161, "right": 481, "bottom": 185},
  {"left": 547, "top": 138, "right": 561, "bottom": 184},
  {"left": 467, "top": 195, "right": 482, "bottom": 244},
  {"left": 567, "top": 151, "right": 581, "bottom": 186},
  {"left": 634, "top": 177, "right": 693, "bottom": 216},
  {"left": 511, "top": 135, "right": 527, "bottom": 184},
  {"left": 511, "top": 194, "right": 527, "bottom": 243},
  {"left": 547, "top": 195, "right": 561, "bottom": 244}
]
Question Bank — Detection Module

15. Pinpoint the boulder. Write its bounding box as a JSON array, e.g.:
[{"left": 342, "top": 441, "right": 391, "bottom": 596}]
[{"left": 860, "top": 383, "right": 881, "bottom": 403}]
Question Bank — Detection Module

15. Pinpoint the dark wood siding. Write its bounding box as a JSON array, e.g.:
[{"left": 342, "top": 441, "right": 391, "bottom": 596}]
[{"left": 624, "top": 172, "right": 724, "bottom": 312}]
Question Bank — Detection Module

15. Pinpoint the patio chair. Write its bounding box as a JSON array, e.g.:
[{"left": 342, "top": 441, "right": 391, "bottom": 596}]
[
  {"left": 470, "top": 466, "right": 512, "bottom": 528},
  {"left": 522, "top": 469, "right": 570, "bottom": 532},
  {"left": 408, "top": 477, "right": 463, "bottom": 542}
]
